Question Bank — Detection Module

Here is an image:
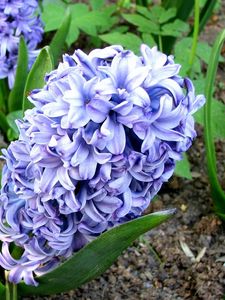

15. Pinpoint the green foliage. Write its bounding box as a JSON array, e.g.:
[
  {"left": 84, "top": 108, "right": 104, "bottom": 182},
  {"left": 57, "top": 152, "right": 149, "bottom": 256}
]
[
  {"left": 50, "top": 9, "right": 71, "bottom": 66},
  {"left": 8, "top": 37, "right": 28, "bottom": 112},
  {"left": 175, "top": 154, "right": 192, "bottom": 179},
  {"left": 0, "top": 80, "right": 8, "bottom": 114},
  {"left": 122, "top": 6, "right": 189, "bottom": 50},
  {"left": 0, "top": 111, "right": 9, "bottom": 134},
  {"left": 18, "top": 209, "right": 175, "bottom": 296},
  {"left": 203, "top": 29, "right": 225, "bottom": 219},
  {"left": 6, "top": 110, "right": 23, "bottom": 141},
  {"left": 41, "top": 1, "right": 117, "bottom": 47},
  {"left": 195, "top": 100, "right": 225, "bottom": 139},
  {"left": 100, "top": 32, "right": 142, "bottom": 53},
  {"left": 23, "top": 46, "right": 53, "bottom": 112}
]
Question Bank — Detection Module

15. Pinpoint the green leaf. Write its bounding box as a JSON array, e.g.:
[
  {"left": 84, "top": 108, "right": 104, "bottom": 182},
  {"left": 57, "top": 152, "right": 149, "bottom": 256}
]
[
  {"left": 147, "top": 6, "right": 164, "bottom": 22},
  {"left": 66, "top": 3, "right": 89, "bottom": 45},
  {"left": 100, "top": 32, "right": 142, "bottom": 54},
  {"left": 161, "top": 19, "right": 189, "bottom": 37},
  {"left": 7, "top": 128, "right": 18, "bottom": 141},
  {"left": 0, "top": 110, "right": 9, "bottom": 134},
  {"left": 18, "top": 209, "right": 175, "bottom": 296},
  {"left": 161, "top": 0, "right": 194, "bottom": 54},
  {"left": 0, "top": 79, "right": 9, "bottom": 112},
  {"left": 41, "top": 0, "right": 66, "bottom": 32},
  {"left": 122, "top": 13, "right": 159, "bottom": 33},
  {"left": 6, "top": 110, "right": 23, "bottom": 140},
  {"left": 162, "top": 0, "right": 194, "bottom": 21},
  {"left": 0, "top": 281, "right": 5, "bottom": 298},
  {"left": 112, "top": 25, "right": 129, "bottom": 34},
  {"left": 90, "top": 0, "right": 105, "bottom": 10},
  {"left": 142, "top": 33, "right": 156, "bottom": 47},
  {"left": 203, "top": 29, "right": 225, "bottom": 215},
  {"left": 175, "top": 153, "right": 192, "bottom": 179},
  {"left": 159, "top": 7, "right": 177, "bottom": 23},
  {"left": 198, "top": 0, "right": 217, "bottom": 33},
  {"left": 50, "top": 9, "right": 71, "bottom": 66},
  {"left": 136, "top": 5, "right": 153, "bottom": 19},
  {"left": 77, "top": 11, "right": 110, "bottom": 35},
  {"left": 8, "top": 37, "right": 28, "bottom": 112},
  {"left": 23, "top": 47, "right": 53, "bottom": 112},
  {"left": 174, "top": 38, "right": 201, "bottom": 76},
  {"left": 196, "top": 41, "right": 212, "bottom": 64},
  {"left": 195, "top": 99, "right": 225, "bottom": 139}
]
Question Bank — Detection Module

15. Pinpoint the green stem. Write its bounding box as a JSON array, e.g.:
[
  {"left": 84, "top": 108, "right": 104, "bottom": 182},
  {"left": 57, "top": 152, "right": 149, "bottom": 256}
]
[
  {"left": 12, "top": 284, "right": 17, "bottom": 300},
  {"left": 158, "top": 35, "right": 163, "bottom": 52},
  {"left": 4, "top": 272, "right": 18, "bottom": 300},
  {"left": 5, "top": 271, "right": 10, "bottom": 300},
  {"left": 188, "top": 0, "right": 200, "bottom": 75}
]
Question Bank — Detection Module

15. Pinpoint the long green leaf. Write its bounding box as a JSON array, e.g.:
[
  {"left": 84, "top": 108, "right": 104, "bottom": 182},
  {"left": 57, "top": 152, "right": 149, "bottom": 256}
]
[
  {"left": 23, "top": 47, "right": 53, "bottom": 112},
  {"left": 50, "top": 9, "right": 71, "bottom": 66},
  {"left": 8, "top": 37, "right": 28, "bottom": 112},
  {"left": 204, "top": 29, "right": 225, "bottom": 215},
  {"left": 0, "top": 79, "right": 9, "bottom": 113},
  {"left": 0, "top": 281, "right": 5, "bottom": 297},
  {"left": 18, "top": 209, "right": 175, "bottom": 296},
  {"left": 0, "top": 111, "right": 9, "bottom": 133}
]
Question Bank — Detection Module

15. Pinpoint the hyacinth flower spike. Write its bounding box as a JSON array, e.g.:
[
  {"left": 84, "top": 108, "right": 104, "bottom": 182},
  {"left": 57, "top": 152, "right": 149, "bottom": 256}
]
[{"left": 0, "top": 44, "right": 205, "bottom": 289}]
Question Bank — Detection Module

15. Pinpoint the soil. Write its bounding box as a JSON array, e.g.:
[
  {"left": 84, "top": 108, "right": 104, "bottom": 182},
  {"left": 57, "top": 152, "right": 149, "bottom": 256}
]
[{"left": 3, "top": 2, "right": 225, "bottom": 300}]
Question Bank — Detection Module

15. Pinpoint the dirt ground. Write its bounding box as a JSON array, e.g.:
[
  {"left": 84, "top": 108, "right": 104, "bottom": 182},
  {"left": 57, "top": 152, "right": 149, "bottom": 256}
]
[{"left": 5, "top": 2, "right": 225, "bottom": 300}]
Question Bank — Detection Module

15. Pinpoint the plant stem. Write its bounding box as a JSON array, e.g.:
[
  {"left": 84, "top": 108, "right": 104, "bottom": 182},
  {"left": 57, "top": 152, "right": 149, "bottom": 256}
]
[
  {"left": 158, "top": 35, "right": 163, "bottom": 52},
  {"left": 13, "top": 284, "right": 17, "bottom": 300},
  {"left": 188, "top": 0, "right": 200, "bottom": 75},
  {"left": 4, "top": 271, "right": 18, "bottom": 300},
  {"left": 5, "top": 271, "right": 10, "bottom": 300}
]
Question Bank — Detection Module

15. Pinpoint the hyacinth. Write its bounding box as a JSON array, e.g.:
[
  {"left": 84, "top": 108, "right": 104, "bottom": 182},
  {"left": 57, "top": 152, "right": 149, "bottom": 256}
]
[
  {"left": 0, "top": 44, "right": 205, "bottom": 286},
  {"left": 0, "top": 0, "right": 43, "bottom": 88}
]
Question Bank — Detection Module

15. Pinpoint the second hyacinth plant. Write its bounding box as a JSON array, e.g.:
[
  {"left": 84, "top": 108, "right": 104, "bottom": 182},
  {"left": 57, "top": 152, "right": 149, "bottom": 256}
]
[
  {"left": 0, "top": 0, "right": 43, "bottom": 89},
  {"left": 0, "top": 43, "right": 205, "bottom": 298}
]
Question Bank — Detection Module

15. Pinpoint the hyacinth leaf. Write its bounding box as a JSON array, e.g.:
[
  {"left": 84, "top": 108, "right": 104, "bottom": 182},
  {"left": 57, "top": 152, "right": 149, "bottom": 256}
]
[
  {"left": 8, "top": 37, "right": 28, "bottom": 112},
  {"left": 0, "top": 79, "right": 9, "bottom": 113},
  {"left": 6, "top": 110, "right": 23, "bottom": 141},
  {"left": 50, "top": 8, "right": 71, "bottom": 66},
  {"left": 0, "top": 281, "right": 5, "bottom": 298},
  {"left": 0, "top": 111, "right": 9, "bottom": 133},
  {"left": 204, "top": 29, "right": 225, "bottom": 217},
  {"left": 175, "top": 153, "right": 192, "bottom": 180},
  {"left": 18, "top": 209, "right": 175, "bottom": 296},
  {"left": 23, "top": 46, "right": 53, "bottom": 112}
]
